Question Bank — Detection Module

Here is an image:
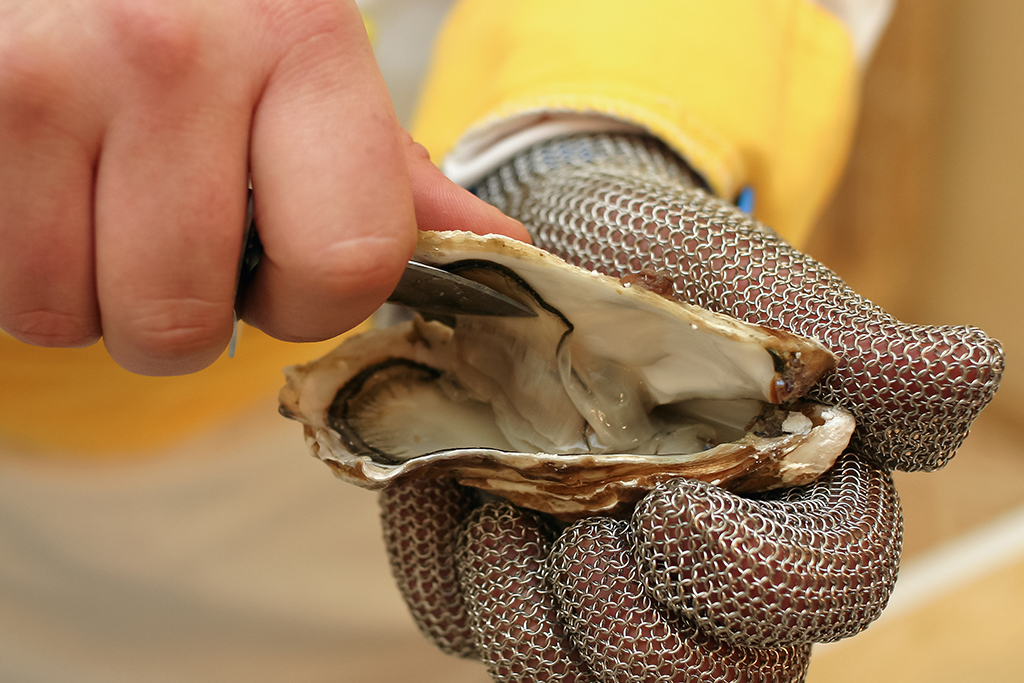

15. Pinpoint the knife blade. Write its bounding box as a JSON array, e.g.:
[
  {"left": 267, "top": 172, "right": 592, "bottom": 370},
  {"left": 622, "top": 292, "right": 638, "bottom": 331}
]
[
  {"left": 388, "top": 261, "right": 536, "bottom": 318},
  {"left": 229, "top": 191, "right": 536, "bottom": 355}
]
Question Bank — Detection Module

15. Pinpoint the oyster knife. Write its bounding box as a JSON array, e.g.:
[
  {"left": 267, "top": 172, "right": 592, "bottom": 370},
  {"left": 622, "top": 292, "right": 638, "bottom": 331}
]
[
  {"left": 389, "top": 261, "right": 537, "bottom": 319},
  {"left": 230, "top": 191, "right": 536, "bottom": 355}
]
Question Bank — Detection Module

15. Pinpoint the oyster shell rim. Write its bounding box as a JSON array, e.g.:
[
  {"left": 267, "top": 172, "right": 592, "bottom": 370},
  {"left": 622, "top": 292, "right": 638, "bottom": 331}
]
[
  {"left": 298, "top": 400, "right": 854, "bottom": 517},
  {"left": 279, "top": 230, "right": 851, "bottom": 518}
]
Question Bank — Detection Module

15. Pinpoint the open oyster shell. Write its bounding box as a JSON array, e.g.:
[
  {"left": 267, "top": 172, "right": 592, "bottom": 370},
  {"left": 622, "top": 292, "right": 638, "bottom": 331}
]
[{"left": 280, "top": 231, "right": 854, "bottom": 517}]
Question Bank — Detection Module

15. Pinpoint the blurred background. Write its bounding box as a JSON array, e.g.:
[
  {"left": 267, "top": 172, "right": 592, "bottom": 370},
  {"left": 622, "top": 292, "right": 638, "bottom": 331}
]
[{"left": 804, "top": 1, "right": 1024, "bottom": 680}]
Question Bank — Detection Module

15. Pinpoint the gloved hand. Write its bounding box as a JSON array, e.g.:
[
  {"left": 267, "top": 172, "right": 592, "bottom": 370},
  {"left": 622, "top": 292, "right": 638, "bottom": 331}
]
[{"left": 379, "top": 134, "right": 1004, "bottom": 682}]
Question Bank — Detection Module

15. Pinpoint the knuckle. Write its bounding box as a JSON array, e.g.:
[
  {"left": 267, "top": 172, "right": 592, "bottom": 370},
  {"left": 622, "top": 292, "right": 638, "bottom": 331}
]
[
  {"left": 305, "top": 232, "right": 415, "bottom": 296},
  {"left": 405, "top": 136, "right": 432, "bottom": 163},
  {"left": 0, "top": 21, "right": 104, "bottom": 141},
  {"left": 260, "top": 0, "right": 360, "bottom": 59},
  {"left": 280, "top": 0, "right": 350, "bottom": 37},
  {"left": 121, "top": 298, "right": 228, "bottom": 360},
  {"left": 0, "top": 37, "right": 66, "bottom": 117},
  {"left": 105, "top": 0, "right": 204, "bottom": 81},
  {"left": 2, "top": 308, "right": 99, "bottom": 347}
]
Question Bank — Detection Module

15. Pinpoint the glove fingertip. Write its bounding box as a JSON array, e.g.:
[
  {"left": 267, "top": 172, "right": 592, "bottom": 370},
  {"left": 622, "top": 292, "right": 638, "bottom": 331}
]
[
  {"left": 457, "top": 501, "right": 595, "bottom": 682},
  {"left": 379, "top": 478, "right": 478, "bottom": 658},
  {"left": 549, "top": 517, "right": 811, "bottom": 683}
]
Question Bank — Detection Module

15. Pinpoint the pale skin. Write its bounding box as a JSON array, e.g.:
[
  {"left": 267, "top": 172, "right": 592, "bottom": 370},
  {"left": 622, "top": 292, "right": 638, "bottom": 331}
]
[{"left": 0, "top": 0, "right": 529, "bottom": 376}]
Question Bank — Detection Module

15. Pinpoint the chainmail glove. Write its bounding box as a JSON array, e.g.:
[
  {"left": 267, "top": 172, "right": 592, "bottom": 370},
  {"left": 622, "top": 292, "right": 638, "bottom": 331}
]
[{"left": 379, "top": 133, "right": 1004, "bottom": 682}]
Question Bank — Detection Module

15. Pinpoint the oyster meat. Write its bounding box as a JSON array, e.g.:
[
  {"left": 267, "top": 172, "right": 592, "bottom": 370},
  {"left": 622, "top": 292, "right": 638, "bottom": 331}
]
[{"left": 279, "top": 230, "right": 854, "bottom": 517}]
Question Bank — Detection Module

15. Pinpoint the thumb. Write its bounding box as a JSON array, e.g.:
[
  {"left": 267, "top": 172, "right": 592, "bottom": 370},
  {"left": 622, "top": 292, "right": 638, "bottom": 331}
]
[{"left": 403, "top": 132, "right": 531, "bottom": 243}]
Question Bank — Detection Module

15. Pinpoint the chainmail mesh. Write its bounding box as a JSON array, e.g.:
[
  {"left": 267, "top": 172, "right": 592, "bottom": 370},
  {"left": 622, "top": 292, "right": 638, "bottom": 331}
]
[
  {"left": 632, "top": 454, "right": 902, "bottom": 649},
  {"left": 455, "top": 502, "right": 595, "bottom": 682},
  {"left": 473, "top": 133, "right": 1005, "bottom": 472},
  {"left": 547, "top": 516, "right": 812, "bottom": 682},
  {"left": 375, "top": 132, "right": 1004, "bottom": 681},
  {"left": 379, "top": 478, "right": 477, "bottom": 658}
]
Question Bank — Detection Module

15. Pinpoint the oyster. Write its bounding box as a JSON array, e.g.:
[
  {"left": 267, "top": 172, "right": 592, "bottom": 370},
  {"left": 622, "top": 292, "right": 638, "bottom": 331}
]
[{"left": 279, "top": 231, "right": 854, "bottom": 517}]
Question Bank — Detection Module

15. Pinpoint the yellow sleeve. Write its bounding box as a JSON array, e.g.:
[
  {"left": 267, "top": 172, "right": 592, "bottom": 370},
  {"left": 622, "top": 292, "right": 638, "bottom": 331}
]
[{"left": 413, "top": 0, "right": 860, "bottom": 247}]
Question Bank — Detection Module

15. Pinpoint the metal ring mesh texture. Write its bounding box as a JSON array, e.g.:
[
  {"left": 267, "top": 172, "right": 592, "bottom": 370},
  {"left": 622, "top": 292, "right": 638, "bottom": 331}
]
[
  {"left": 379, "top": 478, "right": 478, "bottom": 658},
  {"left": 456, "top": 502, "right": 596, "bottom": 682},
  {"left": 548, "top": 515, "right": 812, "bottom": 683},
  {"left": 632, "top": 453, "right": 902, "bottom": 649},
  {"left": 374, "top": 132, "right": 1004, "bottom": 681},
  {"left": 473, "top": 133, "right": 1005, "bottom": 471},
  {"left": 448, "top": 497, "right": 815, "bottom": 682},
  {"left": 378, "top": 471, "right": 879, "bottom": 680}
]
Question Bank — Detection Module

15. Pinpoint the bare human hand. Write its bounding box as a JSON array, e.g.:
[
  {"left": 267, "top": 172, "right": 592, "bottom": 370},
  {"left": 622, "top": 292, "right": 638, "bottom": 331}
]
[{"left": 0, "top": 0, "right": 527, "bottom": 376}]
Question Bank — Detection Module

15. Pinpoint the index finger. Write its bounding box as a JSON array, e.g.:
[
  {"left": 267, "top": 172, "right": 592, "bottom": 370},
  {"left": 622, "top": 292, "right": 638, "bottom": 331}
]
[{"left": 242, "top": 0, "right": 415, "bottom": 342}]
